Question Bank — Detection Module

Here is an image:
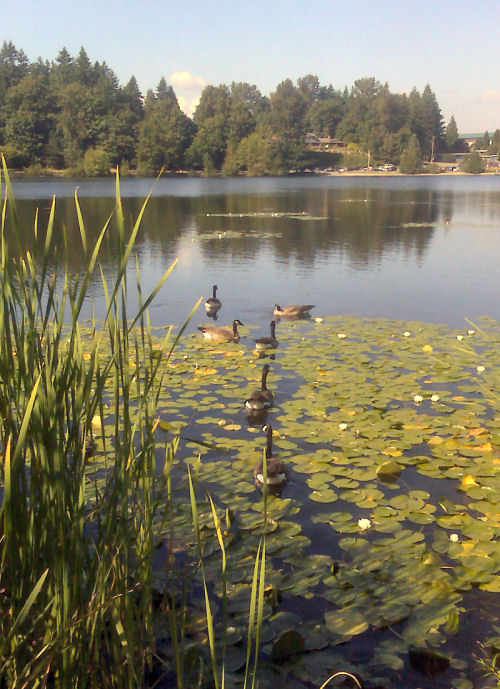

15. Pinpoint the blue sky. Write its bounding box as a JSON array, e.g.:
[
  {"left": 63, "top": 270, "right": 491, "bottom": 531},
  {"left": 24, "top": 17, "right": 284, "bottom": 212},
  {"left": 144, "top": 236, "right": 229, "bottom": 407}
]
[{"left": 3, "top": 0, "right": 500, "bottom": 132}]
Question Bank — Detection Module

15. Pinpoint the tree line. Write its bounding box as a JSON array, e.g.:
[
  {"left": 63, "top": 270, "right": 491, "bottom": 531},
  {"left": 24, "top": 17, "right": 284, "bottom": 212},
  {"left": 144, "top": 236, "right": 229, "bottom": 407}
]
[{"left": 0, "top": 41, "right": 495, "bottom": 176}]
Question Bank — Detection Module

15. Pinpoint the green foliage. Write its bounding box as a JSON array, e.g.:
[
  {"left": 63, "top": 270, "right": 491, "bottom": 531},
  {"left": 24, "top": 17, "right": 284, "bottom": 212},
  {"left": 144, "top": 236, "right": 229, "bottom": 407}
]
[
  {"left": 137, "top": 77, "right": 194, "bottom": 172},
  {"left": 338, "top": 150, "right": 369, "bottom": 169},
  {"left": 135, "top": 159, "right": 156, "bottom": 177},
  {"left": 0, "top": 160, "right": 183, "bottom": 687},
  {"left": 307, "top": 150, "right": 342, "bottom": 169},
  {"left": 233, "top": 127, "right": 305, "bottom": 176},
  {"left": 445, "top": 115, "right": 459, "bottom": 151},
  {"left": 399, "top": 134, "right": 422, "bottom": 173},
  {"left": 0, "top": 42, "right": 465, "bottom": 176},
  {"left": 63, "top": 158, "right": 85, "bottom": 177},
  {"left": 0, "top": 143, "right": 28, "bottom": 168},
  {"left": 268, "top": 79, "right": 308, "bottom": 144},
  {"left": 221, "top": 144, "right": 242, "bottom": 176},
  {"left": 3, "top": 72, "right": 55, "bottom": 163},
  {"left": 23, "top": 162, "right": 45, "bottom": 177},
  {"left": 423, "top": 162, "right": 441, "bottom": 173},
  {"left": 185, "top": 116, "right": 228, "bottom": 170},
  {"left": 460, "top": 151, "right": 485, "bottom": 174},
  {"left": 480, "top": 130, "right": 491, "bottom": 148},
  {"left": 83, "top": 146, "right": 111, "bottom": 176}
]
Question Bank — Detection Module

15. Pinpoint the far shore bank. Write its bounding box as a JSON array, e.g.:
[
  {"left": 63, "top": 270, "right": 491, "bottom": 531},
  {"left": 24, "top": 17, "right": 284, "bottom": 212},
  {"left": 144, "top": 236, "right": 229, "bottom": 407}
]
[{"left": 6, "top": 167, "right": 500, "bottom": 180}]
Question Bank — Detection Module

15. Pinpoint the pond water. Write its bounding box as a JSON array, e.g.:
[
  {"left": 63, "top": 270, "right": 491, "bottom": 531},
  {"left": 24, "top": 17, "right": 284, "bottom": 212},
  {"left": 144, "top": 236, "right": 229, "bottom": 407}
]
[
  {"left": 7, "top": 175, "right": 500, "bottom": 688},
  {"left": 8, "top": 174, "right": 500, "bottom": 336}
]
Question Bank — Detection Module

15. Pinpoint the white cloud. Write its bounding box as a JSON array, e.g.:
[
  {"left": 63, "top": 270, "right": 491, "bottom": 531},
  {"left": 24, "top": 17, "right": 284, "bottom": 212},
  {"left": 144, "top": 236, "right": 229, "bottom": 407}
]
[
  {"left": 169, "top": 71, "right": 206, "bottom": 91},
  {"left": 177, "top": 93, "right": 201, "bottom": 117},
  {"left": 481, "top": 89, "right": 500, "bottom": 102}
]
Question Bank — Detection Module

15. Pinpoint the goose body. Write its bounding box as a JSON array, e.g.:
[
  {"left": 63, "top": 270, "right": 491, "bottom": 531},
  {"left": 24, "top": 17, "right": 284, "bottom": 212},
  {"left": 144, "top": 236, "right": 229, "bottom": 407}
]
[
  {"left": 205, "top": 284, "right": 222, "bottom": 311},
  {"left": 254, "top": 321, "right": 278, "bottom": 350},
  {"left": 245, "top": 364, "right": 274, "bottom": 410},
  {"left": 85, "top": 433, "right": 97, "bottom": 460},
  {"left": 198, "top": 319, "right": 244, "bottom": 342},
  {"left": 274, "top": 303, "right": 314, "bottom": 318},
  {"left": 253, "top": 424, "right": 288, "bottom": 486}
]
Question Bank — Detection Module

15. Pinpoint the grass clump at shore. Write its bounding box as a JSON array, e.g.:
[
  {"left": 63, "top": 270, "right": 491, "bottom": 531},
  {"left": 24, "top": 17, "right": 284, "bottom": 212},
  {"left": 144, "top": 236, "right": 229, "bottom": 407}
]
[{"left": 0, "top": 156, "right": 250, "bottom": 689}]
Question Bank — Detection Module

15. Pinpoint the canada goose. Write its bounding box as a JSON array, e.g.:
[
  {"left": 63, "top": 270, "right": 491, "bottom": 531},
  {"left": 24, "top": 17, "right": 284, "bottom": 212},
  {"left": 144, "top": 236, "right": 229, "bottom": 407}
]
[
  {"left": 198, "top": 319, "right": 244, "bottom": 342},
  {"left": 253, "top": 424, "right": 289, "bottom": 486},
  {"left": 205, "top": 284, "right": 222, "bottom": 311},
  {"left": 274, "top": 304, "right": 314, "bottom": 318},
  {"left": 245, "top": 364, "right": 274, "bottom": 410},
  {"left": 85, "top": 433, "right": 97, "bottom": 460},
  {"left": 254, "top": 321, "right": 278, "bottom": 350}
]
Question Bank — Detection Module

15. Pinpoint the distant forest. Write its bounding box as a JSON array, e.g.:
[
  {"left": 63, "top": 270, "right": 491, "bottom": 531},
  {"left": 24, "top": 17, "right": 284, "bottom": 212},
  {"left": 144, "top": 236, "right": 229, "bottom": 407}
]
[{"left": 0, "top": 41, "right": 495, "bottom": 176}]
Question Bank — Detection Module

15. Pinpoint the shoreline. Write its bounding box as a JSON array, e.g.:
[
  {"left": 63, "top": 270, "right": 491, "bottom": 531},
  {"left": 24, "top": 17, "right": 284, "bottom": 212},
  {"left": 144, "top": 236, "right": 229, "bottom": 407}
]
[{"left": 7, "top": 167, "right": 500, "bottom": 179}]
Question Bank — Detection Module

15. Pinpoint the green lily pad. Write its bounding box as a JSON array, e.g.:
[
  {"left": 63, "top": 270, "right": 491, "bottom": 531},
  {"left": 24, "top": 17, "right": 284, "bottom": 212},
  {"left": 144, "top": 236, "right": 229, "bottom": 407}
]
[{"left": 376, "top": 459, "right": 402, "bottom": 483}]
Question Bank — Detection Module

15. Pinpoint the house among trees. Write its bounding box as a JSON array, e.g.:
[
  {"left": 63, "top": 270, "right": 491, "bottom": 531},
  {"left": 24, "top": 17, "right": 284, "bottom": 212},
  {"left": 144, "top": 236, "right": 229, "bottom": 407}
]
[{"left": 305, "top": 133, "right": 346, "bottom": 151}]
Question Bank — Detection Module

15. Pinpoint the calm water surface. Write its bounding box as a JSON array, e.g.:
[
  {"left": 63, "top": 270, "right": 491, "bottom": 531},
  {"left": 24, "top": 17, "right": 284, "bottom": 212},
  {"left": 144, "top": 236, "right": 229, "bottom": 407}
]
[{"left": 9, "top": 175, "right": 500, "bottom": 335}]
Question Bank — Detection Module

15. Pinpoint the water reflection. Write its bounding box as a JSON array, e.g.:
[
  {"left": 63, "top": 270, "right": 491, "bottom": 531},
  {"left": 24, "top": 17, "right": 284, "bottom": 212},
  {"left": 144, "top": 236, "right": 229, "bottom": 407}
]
[{"left": 7, "top": 177, "right": 500, "bottom": 328}]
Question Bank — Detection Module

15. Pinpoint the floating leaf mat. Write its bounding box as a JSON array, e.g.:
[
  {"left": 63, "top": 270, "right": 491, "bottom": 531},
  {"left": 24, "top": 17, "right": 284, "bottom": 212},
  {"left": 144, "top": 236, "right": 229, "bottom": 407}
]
[{"left": 64, "top": 316, "right": 500, "bottom": 686}]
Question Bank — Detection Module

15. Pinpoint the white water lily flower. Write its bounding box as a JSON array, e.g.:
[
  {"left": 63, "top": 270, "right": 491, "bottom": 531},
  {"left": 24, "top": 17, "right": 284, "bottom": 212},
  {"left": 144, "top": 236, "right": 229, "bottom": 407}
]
[
  {"left": 413, "top": 394, "right": 424, "bottom": 403},
  {"left": 476, "top": 365, "right": 486, "bottom": 373},
  {"left": 403, "top": 331, "right": 411, "bottom": 337},
  {"left": 449, "top": 533, "right": 459, "bottom": 542},
  {"left": 430, "top": 394, "right": 441, "bottom": 402},
  {"left": 456, "top": 335, "right": 464, "bottom": 341},
  {"left": 337, "top": 333, "right": 346, "bottom": 339},
  {"left": 314, "top": 317, "right": 324, "bottom": 323},
  {"left": 357, "top": 518, "right": 372, "bottom": 531},
  {"left": 338, "top": 423, "right": 348, "bottom": 431},
  {"left": 467, "top": 329, "right": 476, "bottom": 335}
]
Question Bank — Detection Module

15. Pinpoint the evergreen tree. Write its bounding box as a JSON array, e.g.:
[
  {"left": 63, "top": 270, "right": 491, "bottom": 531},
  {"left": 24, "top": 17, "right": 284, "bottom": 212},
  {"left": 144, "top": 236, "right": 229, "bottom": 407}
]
[
  {"left": 399, "top": 134, "right": 422, "bottom": 174},
  {"left": 227, "top": 82, "right": 264, "bottom": 147},
  {"left": 55, "top": 81, "right": 96, "bottom": 165},
  {"left": 306, "top": 93, "right": 344, "bottom": 137},
  {"left": 0, "top": 41, "right": 29, "bottom": 98},
  {"left": 0, "top": 40, "right": 457, "bottom": 175},
  {"left": 0, "top": 41, "right": 30, "bottom": 144},
  {"left": 75, "top": 47, "right": 95, "bottom": 86},
  {"left": 104, "top": 76, "right": 143, "bottom": 165},
  {"left": 137, "top": 78, "right": 194, "bottom": 172},
  {"left": 49, "top": 47, "right": 76, "bottom": 92},
  {"left": 445, "top": 116, "right": 459, "bottom": 151},
  {"left": 187, "top": 85, "right": 232, "bottom": 170},
  {"left": 415, "top": 85, "right": 444, "bottom": 160},
  {"left": 461, "top": 151, "right": 485, "bottom": 173},
  {"left": 235, "top": 125, "right": 290, "bottom": 176},
  {"left": 480, "top": 131, "right": 490, "bottom": 148},
  {"left": 489, "top": 129, "right": 500, "bottom": 155},
  {"left": 4, "top": 72, "right": 55, "bottom": 164},
  {"left": 268, "top": 79, "right": 307, "bottom": 142}
]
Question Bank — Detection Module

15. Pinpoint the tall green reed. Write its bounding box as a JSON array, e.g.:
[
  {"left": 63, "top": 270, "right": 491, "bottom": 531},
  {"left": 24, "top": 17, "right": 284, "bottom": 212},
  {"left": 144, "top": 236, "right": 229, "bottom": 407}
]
[
  {"left": 0, "top": 157, "right": 188, "bottom": 688},
  {"left": 0, "top": 158, "right": 270, "bottom": 689}
]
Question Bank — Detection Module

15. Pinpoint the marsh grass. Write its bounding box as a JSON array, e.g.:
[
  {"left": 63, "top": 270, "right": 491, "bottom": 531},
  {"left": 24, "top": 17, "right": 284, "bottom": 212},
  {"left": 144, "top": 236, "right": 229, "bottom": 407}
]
[
  {"left": 0, "top": 156, "right": 272, "bottom": 689},
  {"left": 0, "top": 157, "right": 211, "bottom": 688}
]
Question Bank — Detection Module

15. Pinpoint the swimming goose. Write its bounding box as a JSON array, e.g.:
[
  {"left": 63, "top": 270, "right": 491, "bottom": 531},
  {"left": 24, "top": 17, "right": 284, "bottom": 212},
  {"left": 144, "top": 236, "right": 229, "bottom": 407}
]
[
  {"left": 253, "top": 424, "right": 289, "bottom": 486},
  {"left": 85, "top": 433, "right": 97, "bottom": 460},
  {"left": 254, "top": 321, "right": 278, "bottom": 350},
  {"left": 274, "top": 304, "right": 314, "bottom": 318},
  {"left": 205, "top": 284, "right": 222, "bottom": 311},
  {"left": 198, "top": 319, "right": 244, "bottom": 342},
  {"left": 245, "top": 364, "right": 274, "bottom": 410}
]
